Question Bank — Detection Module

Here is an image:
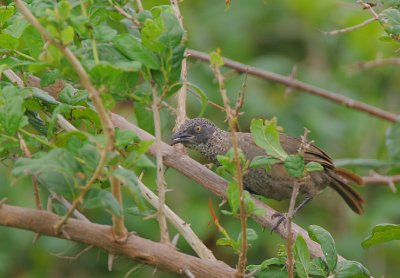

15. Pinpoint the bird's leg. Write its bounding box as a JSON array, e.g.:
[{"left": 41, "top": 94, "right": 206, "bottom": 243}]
[{"left": 270, "top": 194, "right": 313, "bottom": 232}]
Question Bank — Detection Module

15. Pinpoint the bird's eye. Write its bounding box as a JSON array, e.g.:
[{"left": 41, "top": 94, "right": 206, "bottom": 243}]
[{"left": 194, "top": 125, "right": 202, "bottom": 133}]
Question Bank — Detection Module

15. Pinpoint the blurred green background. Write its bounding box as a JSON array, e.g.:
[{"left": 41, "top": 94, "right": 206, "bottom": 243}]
[{"left": 1, "top": 0, "right": 400, "bottom": 277}]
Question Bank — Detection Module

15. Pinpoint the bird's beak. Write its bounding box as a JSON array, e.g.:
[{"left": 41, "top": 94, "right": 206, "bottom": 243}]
[{"left": 170, "top": 132, "right": 194, "bottom": 145}]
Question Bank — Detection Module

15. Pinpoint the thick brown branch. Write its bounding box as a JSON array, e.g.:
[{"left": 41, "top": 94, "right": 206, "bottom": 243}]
[
  {"left": 186, "top": 49, "right": 399, "bottom": 123},
  {"left": 110, "top": 113, "right": 345, "bottom": 261},
  {"left": 0, "top": 204, "right": 235, "bottom": 278}
]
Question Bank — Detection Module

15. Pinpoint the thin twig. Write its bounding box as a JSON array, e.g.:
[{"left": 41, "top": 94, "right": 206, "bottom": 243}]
[
  {"left": 351, "top": 58, "right": 400, "bottom": 71},
  {"left": 358, "top": 0, "right": 380, "bottom": 19},
  {"left": 110, "top": 166, "right": 127, "bottom": 242},
  {"left": 137, "top": 171, "right": 216, "bottom": 260},
  {"left": 186, "top": 49, "right": 399, "bottom": 122},
  {"left": 363, "top": 173, "right": 400, "bottom": 193},
  {"left": 323, "top": 17, "right": 376, "bottom": 36},
  {"left": 53, "top": 149, "right": 108, "bottom": 233},
  {"left": 171, "top": 0, "right": 188, "bottom": 132},
  {"left": 211, "top": 54, "right": 247, "bottom": 276},
  {"left": 13, "top": 0, "right": 126, "bottom": 238},
  {"left": 151, "top": 81, "right": 170, "bottom": 244},
  {"left": 50, "top": 191, "right": 89, "bottom": 222},
  {"left": 286, "top": 181, "right": 300, "bottom": 278},
  {"left": 17, "top": 133, "right": 42, "bottom": 210},
  {"left": 49, "top": 245, "right": 93, "bottom": 260},
  {"left": 135, "top": 0, "right": 144, "bottom": 13}
]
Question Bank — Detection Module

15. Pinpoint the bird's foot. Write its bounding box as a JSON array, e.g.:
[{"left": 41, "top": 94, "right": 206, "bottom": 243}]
[{"left": 270, "top": 212, "right": 288, "bottom": 233}]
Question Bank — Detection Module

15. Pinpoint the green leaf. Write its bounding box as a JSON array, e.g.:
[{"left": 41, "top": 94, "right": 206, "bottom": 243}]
[
  {"left": 187, "top": 82, "right": 208, "bottom": 117},
  {"left": 309, "top": 257, "right": 328, "bottom": 276},
  {"left": 0, "top": 87, "right": 28, "bottom": 134},
  {"left": 243, "top": 191, "right": 265, "bottom": 216},
  {"left": 3, "top": 18, "right": 29, "bottom": 38},
  {"left": 0, "top": 6, "right": 15, "bottom": 27},
  {"left": 93, "top": 24, "right": 118, "bottom": 42},
  {"left": 0, "top": 33, "right": 19, "bottom": 49},
  {"left": 113, "top": 33, "right": 160, "bottom": 69},
  {"left": 59, "top": 84, "right": 88, "bottom": 105},
  {"left": 84, "top": 188, "right": 122, "bottom": 216},
  {"left": 335, "top": 260, "right": 370, "bottom": 278},
  {"left": 115, "top": 128, "right": 139, "bottom": 149},
  {"left": 238, "top": 228, "right": 258, "bottom": 242},
  {"left": 250, "top": 156, "right": 280, "bottom": 169},
  {"left": 112, "top": 168, "right": 147, "bottom": 211},
  {"left": 226, "top": 181, "right": 239, "bottom": 213},
  {"left": 58, "top": 0, "right": 72, "bottom": 20},
  {"left": 293, "top": 235, "right": 310, "bottom": 278},
  {"left": 12, "top": 148, "right": 81, "bottom": 198},
  {"left": 31, "top": 87, "right": 60, "bottom": 105},
  {"left": 210, "top": 50, "right": 224, "bottom": 67},
  {"left": 158, "top": 9, "right": 184, "bottom": 49},
  {"left": 216, "top": 238, "right": 239, "bottom": 251},
  {"left": 386, "top": 120, "right": 400, "bottom": 163},
  {"left": 61, "top": 26, "right": 75, "bottom": 45},
  {"left": 250, "top": 118, "right": 288, "bottom": 161},
  {"left": 0, "top": 57, "right": 33, "bottom": 69},
  {"left": 284, "top": 154, "right": 305, "bottom": 178},
  {"left": 308, "top": 225, "right": 337, "bottom": 272},
  {"left": 305, "top": 161, "right": 323, "bottom": 172},
  {"left": 260, "top": 257, "right": 285, "bottom": 269},
  {"left": 361, "top": 224, "right": 400, "bottom": 249},
  {"left": 40, "top": 70, "right": 59, "bottom": 87},
  {"left": 379, "top": 9, "right": 400, "bottom": 36}
]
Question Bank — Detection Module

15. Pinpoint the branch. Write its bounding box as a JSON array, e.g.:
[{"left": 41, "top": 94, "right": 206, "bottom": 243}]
[
  {"left": 0, "top": 204, "right": 235, "bottom": 278},
  {"left": 211, "top": 54, "right": 248, "bottom": 276},
  {"left": 363, "top": 174, "right": 400, "bottom": 193},
  {"left": 137, "top": 175, "right": 216, "bottom": 260},
  {"left": 186, "top": 49, "right": 399, "bottom": 123},
  {"left": 351, "top": 58, "right": 400, "bottom": 71},
  {"left": 151, "top": 82, "right": 170, "bottom": 244},
  {"left": 14, "top": 0, "right": 126, "bottom": 238},
  {"left": 171, "top": 0, "right": 188, "bottom": 132},
  {"left": 110, "top": 113, "right": 345, "bottom": 261},
  {"left": 323, "top": 17, "right": 377, "bottom": 36}
]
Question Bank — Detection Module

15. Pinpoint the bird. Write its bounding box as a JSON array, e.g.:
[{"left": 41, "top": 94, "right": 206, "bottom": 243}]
[{"left": 171, "top": 118, "right": 364, "bottom": 229}]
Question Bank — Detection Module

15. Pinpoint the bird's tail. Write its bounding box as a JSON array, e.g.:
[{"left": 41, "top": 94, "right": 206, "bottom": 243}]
[{"left": 327, "top": 168, "right": 365, "bottom": 215}]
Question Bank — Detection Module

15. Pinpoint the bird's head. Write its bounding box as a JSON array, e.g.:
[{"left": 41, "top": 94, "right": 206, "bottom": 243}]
[{"left": 170, "top": 118, "right": 217, "bottom": 147}]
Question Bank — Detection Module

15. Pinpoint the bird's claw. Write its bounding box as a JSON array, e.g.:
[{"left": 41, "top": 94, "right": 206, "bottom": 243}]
[{"left": 270, "top": 212, "right": 288, "bottom": 233}]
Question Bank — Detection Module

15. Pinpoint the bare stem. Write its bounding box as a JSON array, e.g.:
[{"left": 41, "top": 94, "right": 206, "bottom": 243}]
[
  {"left": 363, "top": 174, "right": 400, "bottom": 193},
  {"left": 211, "top": 58, "right": 247, "bottom": 276},
  {"left": 186, "top": 49, "right": 399, "bottom": 123},
  {"left": 17, "top": 133, "right": 42, "bottom": 210},
  {"left": 171, "top": 0, "right": 188, "bottom": 132},
  {"left": 135, "top": 0, "right": 144, "bottom": 12},
  {"left": 323, "top": 17, "right": 376, "bottom": 36},
  {"left": 286, "top": 181, "right": 300, "bottom": 278},
  {"left": 151, "top": 82, "right": 170, "bottom": 244},
  {"left": 110, "top": 165, "right": 128, "bottom": 242},
  {"left": 351, "top": 58, "right": 400, "bottom": 71},
  {"left": 137, "top": 172, "right": 216, "bottom": 260}
]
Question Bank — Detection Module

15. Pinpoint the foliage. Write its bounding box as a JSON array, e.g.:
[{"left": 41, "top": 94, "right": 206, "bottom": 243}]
[
  {"left": 248, "top": 225, "right": 370, "bottom": 278},
  {"left": 0, "top": 0, "right": 400, "bottom": 277}
]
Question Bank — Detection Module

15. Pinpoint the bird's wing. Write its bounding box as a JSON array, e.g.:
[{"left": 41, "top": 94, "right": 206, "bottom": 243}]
[{"left": 236, "top": 132, "right": 334, "bottom": 168}]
